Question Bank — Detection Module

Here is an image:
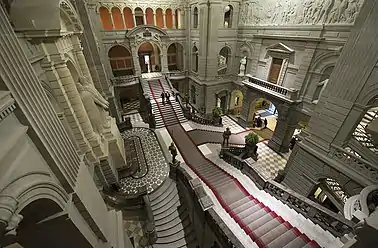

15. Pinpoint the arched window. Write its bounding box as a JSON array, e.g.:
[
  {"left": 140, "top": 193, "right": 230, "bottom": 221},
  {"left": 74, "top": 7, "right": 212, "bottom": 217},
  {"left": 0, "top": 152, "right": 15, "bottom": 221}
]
[
  {"left": 191, "top": 85, "right": 196, "bottom": 104},
  {"left": 192, "top": 46, "right": 198, "bottom": 73},
  {"left": 123, "top": 7, "right": 134, "bottom": 29},
  {"left": 175, "top": 9, "right": 181, "bottom": 28},
  {"left": 108, "top": 45, "right": 134, "bottom": 76},
  {"left": 224, "top": 5, "right": 233, "bottom": 28},
  {"left": 218, "top": 47, "right": 231, "bottom": 75},
  {"left": 193, "top": 7, "right": 198, "bottom": 28},
  {"left": 156, "top": 8, "right": 164, "bottom": 28},
  {"left": 111, "top": 7, "right": 124, "bottom": 30},
  {"left": 134, "top": 7, "right": 144, "bottom": 26},
  {"left": 99, "top": 7, "right": 113, "bottom": 30},
  {"left": 146, "top": 8, "right": 154, "bottom": 25},
  {"left": 312, "top": 66, "right": 334, "bottom": 103},
  {"left": 165, "top": 8, "right": 173, "bottom": 29}
]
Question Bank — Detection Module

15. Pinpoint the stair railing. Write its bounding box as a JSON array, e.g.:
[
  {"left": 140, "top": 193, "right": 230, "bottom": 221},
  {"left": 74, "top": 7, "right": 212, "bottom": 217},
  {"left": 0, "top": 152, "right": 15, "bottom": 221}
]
[
  {"left": 139, "top": 76, "right": 156, "bottom": 128},
  {"left": 220, "top": 149, "right": 356, "bottom": 238},
  {"left": 143, "top": 194, "right": 157, "bottom": 244}
]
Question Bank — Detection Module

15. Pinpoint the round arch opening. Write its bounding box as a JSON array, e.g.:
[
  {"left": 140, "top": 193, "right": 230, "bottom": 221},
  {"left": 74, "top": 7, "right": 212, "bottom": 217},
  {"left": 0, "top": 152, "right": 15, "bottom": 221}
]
[
  {"left": 229, "top": 89, "right": 244, "bottom": 116},
  {"left": 108, "top": 45, "right": 134, "bottom": 77},
  {"left": 247, "top": 98, "right": 278, "bottom": 139},
  {"left": 138, "top": 42, "right": 161, "bottom": 73},
  {"left": 167, "top": 43, "right": 184, "bottom": 71},
  {"left": 218, "top": 47, "right": 231, "bottom": 75}
]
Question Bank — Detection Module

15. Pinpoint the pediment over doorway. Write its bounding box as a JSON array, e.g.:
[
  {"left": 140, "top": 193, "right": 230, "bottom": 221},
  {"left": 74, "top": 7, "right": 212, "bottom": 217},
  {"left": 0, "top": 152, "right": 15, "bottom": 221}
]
[
  {"left": 126, "top": 25, "right": 168, "bottom": 46},
  {"left": 267, "top": 43, "right": 294, "bottom": 54}
]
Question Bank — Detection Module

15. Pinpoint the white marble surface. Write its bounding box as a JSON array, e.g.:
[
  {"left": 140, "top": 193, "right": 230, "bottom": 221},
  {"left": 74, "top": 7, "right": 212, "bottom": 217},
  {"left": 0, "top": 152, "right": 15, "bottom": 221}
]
[{"left": 198, "top": 144, "right": 212, "bottom": 156}]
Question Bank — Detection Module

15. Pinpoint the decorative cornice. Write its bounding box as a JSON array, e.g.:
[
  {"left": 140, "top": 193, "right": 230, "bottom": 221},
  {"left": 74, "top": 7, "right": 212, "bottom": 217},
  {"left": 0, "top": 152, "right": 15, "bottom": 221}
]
[
  {"left": 0, "top": 91, "right": 16, "bottom": 122},
  {"left": 253, "top": 34, "right": 324, "bottom": 42}
]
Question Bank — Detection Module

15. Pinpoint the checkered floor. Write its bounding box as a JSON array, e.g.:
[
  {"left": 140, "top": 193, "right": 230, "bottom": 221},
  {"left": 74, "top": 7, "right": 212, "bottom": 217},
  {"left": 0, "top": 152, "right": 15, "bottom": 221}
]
[
  {"left": 123, "top": 113, "right": 144, "bottom": 123},
  {"left": 124, "top": 220, "right": 149, "bottom": 248},
  {"left": 185, "top": 115, "right": 248, "bottom": 134},
  {"left": 123, "top": 101, "right": 140, "bottom": 113},
  {"left": 245, "top": 140, "right": 288, "bottom": 180}
]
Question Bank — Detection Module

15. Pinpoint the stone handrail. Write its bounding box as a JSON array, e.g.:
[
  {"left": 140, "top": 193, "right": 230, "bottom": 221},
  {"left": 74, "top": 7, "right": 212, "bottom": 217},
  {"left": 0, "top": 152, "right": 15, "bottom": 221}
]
[
  {"left": 102, "top": 186, "right": 147, "bottom": 209},
  {"left": 167, "top": 70, "right": 188, "bottom": 79},
  {"left": 221, "top": 149, "right": 355, "bottom": 238},
  {"left": 174, "top": 165, "right": 245, "bottom": 248},
  {"left": 111, "top": 75, "right": 138, "bottom": 86},
  {"left": 329, "top": 145, "right": 378, "bottom": 184},
  {"left": 143, "top": 194, "right": 157, "bottom": 243},
  {"left": 265, "top": 181, "right": 355, "bottom": 237},
  {"left": 244, "top": 75, "right": 298, "bottom": 101}
]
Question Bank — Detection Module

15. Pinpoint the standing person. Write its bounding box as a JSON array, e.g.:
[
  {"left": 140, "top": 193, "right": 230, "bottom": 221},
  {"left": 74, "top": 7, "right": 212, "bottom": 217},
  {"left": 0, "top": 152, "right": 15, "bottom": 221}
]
[
  {"left": 165, "top": 91, "right": 170, "bottom": 104},
  {"left": 161, "top": 91, "right": 165, "bottom": 105},
  {"left": 264, "top": 118, "right": 268, "bottom": 129},
  {"left": 222, "top": 127, "right": 232, "bottom": 147}
]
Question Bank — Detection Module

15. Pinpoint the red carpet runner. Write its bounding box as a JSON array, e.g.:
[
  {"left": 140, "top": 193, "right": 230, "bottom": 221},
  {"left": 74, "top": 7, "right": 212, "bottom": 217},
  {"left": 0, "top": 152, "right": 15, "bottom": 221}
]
[{"left": 148, "top": 79, "right": 320, "bottom": 248}]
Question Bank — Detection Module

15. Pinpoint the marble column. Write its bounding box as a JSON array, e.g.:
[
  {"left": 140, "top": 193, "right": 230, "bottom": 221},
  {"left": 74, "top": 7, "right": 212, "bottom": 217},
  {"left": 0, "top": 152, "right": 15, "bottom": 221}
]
[
  {"left": 153, "top": 14, "right": 156, "bottom": 25},
  {"left": 109, "top": 10, "right": 115, "bottom": 30},
  {"left": 71, "top": 36, "right": 95, "bottom": 86},
  {"left": 0, "top": 195, "right": 18, "bottom": 238},
  {"left": 173, "top": 13, "right": 176, "bottom": 29},
  {"left": 143, "top": 13, "right": 147, "bottom": 25},
  {"left": 163, "top": 14, "right": 166, "bottom": 28}
]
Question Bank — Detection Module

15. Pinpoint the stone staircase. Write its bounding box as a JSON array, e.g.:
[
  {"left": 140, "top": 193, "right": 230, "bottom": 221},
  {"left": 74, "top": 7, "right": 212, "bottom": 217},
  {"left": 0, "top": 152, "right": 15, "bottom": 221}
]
[
  {"left": 149, "top": 178, "right": 198, "bottom": 248},
  {"left": 146, "top": 78, "right": 186, "bottom": 129}
]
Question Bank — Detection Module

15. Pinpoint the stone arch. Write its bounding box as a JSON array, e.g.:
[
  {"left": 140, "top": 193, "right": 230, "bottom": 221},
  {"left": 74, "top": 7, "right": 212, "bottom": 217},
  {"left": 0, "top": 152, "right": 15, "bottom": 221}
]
[
  {"left": 310, "top": 52, "right": 339, "bottom": 73},
  {"left": 230, "top": 89, "right": 244, "bottom": 115},
  {"left": 134, "top": 7, "right": 144, "bottom": 26},
  {"left": 165, "top": 8, "right": 173, "bottom": 29},
  {"left": 175, "top": 8, "right": 182, "bottom": 28},
  {"left": 193, "top": 6, "right": 199, "bottom": 28},
  {"left": 146, "top": 8, "right": 154, "bottom": 25},
  {"left": 192, "top": 45, "right": 199, "bottom": 72},
  {"left": 167, "top": 42, "right": 184, "bottom": 71},
  {"left": 218, "top": 46, "right": 232, "bottom": 75},
  {"left": 99, "top": 6, "right": 113, "bottom": 30},
  {"left": 215, "top": 89, "right": 230, "bottom": 114},
  {"left": 66, "top": 59, "right": 81, "bottom": 85},
  {"left": 59, "top": 0, "right": 83, "bottom": 32},
  {"left": 111, "top": 7, "right": 124, "bottom": 30},
  {"left": 138, "top": 41, "right": 161, "bottom": 73},
  {"left": 123, "top": 7, "right": 134, "bottom": 29},
  {"left": 223, "top": 4, "right": 233, "bottom": 28},
  {"left": 156, "top": 8, "right": 164, "bottom": 28},
  {"left": 108, "top": 45, "right": 134, "bottom": 76},
  {"left": 239, "top": 42, "right": 253, "bottom": 57}
]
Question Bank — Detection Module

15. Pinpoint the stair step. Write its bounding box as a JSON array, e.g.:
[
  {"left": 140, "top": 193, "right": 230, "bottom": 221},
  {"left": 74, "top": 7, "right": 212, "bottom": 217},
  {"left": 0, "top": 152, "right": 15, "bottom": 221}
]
[
  {"left": 151, "top": 185, "right": 178, "bottom": 211},
  {"left": 229, "top": 196, "right": 252, "bottom": 210},
  {"left": 266, "top": 228, "right": 299, "bottom": 248},
  {"left": 153, "top": 194, "right": 180, "bottom": 216},
  {"left": 243, "top": 209, "right": 274, "bottom": 229},
  {"left": 150, "top": 179, "right": 174, "bottom": 201},
  {"left": 154, "top": 199, "right": 181, "bottom": 221},
  {"left": 302, "top": 240, "right": 321, "bottom": 248},
  {"left": 252, "top": 217, "right": 284, "bottom": 239},
  {"left": 155, "top": 205, "right": 186, "bottom": 226},
  {"left": 153, "top": 230, "right": 196, "bottom": 248},
  {"left": 257, "top": 222, "right": 291, "bottom": 245},
  {"left": 282, "top": 234, "right": 309, "bottom": 248},
  {"left": 242, "top": 207, "right": 270, "bottom": 227},
  {"left": 232, "top": 199, "right": 259, "bottom": 215},
  {"left": 237, "top": 202, "right": 263, "bottom": 220},
  {"left": 156, "top": 215, "right": 191, "bottom": 238}
]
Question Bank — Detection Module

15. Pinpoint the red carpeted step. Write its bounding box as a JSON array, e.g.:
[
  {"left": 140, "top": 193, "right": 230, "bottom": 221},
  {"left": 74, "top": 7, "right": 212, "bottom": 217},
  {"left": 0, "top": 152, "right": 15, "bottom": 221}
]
[
  {"left": 256, "top": 221, "right": 292, "bottom": 246},
  {"left": 282, "top": 234, "right": 309, "bottom": 248},
  {"left": 243, "top": 210, "right": 276, "bottom": 230},
  {"left": 266, "top": 228, "right": 299, "bottom": 248},
  {"left": 251, "top": 217, "right": 284, "bottom": 240},
  {"left": 229, "top": 196, "right": 252, "bottom": 210},
  {"left": 302, "top": 240, "right": 321, "bottom": 248}
]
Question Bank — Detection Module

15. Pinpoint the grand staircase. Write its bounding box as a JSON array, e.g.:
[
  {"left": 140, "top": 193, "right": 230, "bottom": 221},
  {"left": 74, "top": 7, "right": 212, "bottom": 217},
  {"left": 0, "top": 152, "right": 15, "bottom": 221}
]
[
  {"left": 147, "top": 79, "right": 336, "bottom": 248},
  {"left": 142, "top": 77, "right": 186, "bottom": 129},
  {"left": 149, "top": 178, "right": 198, "bottom": 248}
]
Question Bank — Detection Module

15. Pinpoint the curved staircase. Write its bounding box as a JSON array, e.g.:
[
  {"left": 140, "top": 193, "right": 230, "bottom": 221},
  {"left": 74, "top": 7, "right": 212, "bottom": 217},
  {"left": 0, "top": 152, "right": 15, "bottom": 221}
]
[{"left": 149, "top": 178, "right": 198, "bottom": 248}]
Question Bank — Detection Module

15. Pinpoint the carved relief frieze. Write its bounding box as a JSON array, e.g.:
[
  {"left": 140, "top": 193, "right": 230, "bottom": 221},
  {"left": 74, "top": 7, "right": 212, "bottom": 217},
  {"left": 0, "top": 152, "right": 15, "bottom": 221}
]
[{"left": 239, "top": 0, "right": 364, "bottom": 26}]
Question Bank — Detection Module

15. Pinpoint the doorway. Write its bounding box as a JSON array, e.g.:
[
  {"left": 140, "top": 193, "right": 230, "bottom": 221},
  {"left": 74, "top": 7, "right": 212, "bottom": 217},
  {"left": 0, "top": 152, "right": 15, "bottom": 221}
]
[
  {"left": 139, "top": 53, "right": 151, "bottom": 73},
  {"left": 216, "top": 95, "right": 227, "bottom": 114},
  {"left": 268, "top": 58, "right": 283, "bottom": 84},
  {"left": 138, "top": 42, "right": 161, "bottom": 73}
]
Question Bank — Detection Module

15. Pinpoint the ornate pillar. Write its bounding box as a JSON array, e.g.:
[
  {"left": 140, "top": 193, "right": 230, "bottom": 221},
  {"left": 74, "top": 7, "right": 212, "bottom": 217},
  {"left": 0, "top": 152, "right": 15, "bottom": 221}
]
[
  {"left": 121, "top": 11, "right": 126, "bottom": 29},
  {"left": 0, "top": 195, "right": 19, "bottom": 239},
  {"left": 173, "top": 13, "right": 176, "bottom": 29},
  {"left": 163, "top": 14, "right": 166, "bottom": 28},
  {"left": 131, "top": 44, "right": 141, "bottom": 76},
  {"left": 161, "top": 44, "right": 169, "bottom": 73},
  {"left": 133, "top": 11, "right": 137, "bottom": 26},
  {"left": 153, "top": 13, "right": 156, "bottom": 25},
  {"left": 143, "top": 13, "right": 147, "bottom": 25},
  {"left": 109, "top": 10, "right": 115, "bottom": 30}
]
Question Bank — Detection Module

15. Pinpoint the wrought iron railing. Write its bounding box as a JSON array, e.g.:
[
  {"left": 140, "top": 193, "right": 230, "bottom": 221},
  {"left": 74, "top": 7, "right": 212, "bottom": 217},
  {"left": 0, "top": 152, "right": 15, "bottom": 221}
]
[
  {"left": 243, "top": 75, "right": 298, "bottom": 100},
  {"left": 352, "top": 109, "right": 378, "bottom": 154},
  {"left": 329, "top": 145, "right": 378, "bottom": 184}
]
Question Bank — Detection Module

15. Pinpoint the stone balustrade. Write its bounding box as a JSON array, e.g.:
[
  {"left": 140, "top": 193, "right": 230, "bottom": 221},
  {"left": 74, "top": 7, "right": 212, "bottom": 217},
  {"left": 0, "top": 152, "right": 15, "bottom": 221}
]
[
  {"left": 167, "top": 70, "right": 188, "bottom": 79},
  {"left": 329, "top": 145, "right": 378, "bottom": 184},
  {"left": 220, "top": 149, "right": 355, "bottom": 238},
  {"left": 111, "top": 75, "right": 139, "bottom": 86},
  {"left": 243, "top": 75, "right": 299, "bottom": 101}
]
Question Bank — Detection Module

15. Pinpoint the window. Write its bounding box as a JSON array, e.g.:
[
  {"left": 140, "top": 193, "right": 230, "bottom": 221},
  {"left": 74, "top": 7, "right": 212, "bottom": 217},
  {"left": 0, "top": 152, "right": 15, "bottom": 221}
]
[
  {"left": 134, "top": 7, "right": 144, "bottom": 26},
  {"left": 224, "top": 5, "right": 233, "bottom": 28},
  {"left": 192, "top": 46, "right": 198, "bottom": 72},
  {"left": 193, "top": 7, "right": 198, "bottom": 28},
  {"left": 312, "top": 79, "right": 328, "bottom": 103},
  {"left": 191, "top": 85, "right": 196, "bottom": 104}
]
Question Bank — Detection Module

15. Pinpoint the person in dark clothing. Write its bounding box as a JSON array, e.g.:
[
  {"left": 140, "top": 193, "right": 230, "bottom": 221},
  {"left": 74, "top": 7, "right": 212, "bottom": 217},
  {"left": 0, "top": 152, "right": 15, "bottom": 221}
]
[
  {"left": 222, "top": 127, "right": 232, "bottom": 147},
  {"left": 264, "top": 118, "right": 268, "bottom": 128},
  {"left": 256, "top": 117, "right": 262, "bottom": 127},
  {"left": 290, "top": 137, "right": 297, "bottom": 150},
  {"left": 161, "top": 91, "right": 165, "bottom": 105},
  {"left": 165, "top": 92, "right": 170, "bottom": 104}
]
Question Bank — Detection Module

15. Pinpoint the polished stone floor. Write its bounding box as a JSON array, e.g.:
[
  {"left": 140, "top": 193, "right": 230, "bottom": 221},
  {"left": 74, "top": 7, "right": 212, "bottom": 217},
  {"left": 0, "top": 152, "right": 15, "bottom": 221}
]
[{"left": 120, "top": 128, "right": 169, "bottom": 194}]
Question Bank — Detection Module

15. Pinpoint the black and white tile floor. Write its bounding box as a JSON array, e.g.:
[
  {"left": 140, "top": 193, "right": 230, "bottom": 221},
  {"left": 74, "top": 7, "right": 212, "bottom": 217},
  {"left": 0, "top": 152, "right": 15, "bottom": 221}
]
[
  {"left": 124, "top": 220, "right": 149, "bottom": 248},
  {"left": 120, "top": 128, "right": 169, "bottom": 194}
]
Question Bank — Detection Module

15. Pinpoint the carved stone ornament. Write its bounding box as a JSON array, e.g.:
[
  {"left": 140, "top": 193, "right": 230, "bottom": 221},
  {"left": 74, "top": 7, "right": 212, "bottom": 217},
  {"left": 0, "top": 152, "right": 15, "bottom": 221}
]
[{"left": 239, "top": 0, "right": 364, "bottom": 26}]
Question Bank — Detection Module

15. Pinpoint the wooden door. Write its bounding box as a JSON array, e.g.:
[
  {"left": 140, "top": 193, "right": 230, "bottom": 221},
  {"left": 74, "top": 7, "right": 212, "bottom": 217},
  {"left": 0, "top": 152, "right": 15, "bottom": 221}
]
[{"left": 268, "top": 58, "right": 283, "bottom": 84}]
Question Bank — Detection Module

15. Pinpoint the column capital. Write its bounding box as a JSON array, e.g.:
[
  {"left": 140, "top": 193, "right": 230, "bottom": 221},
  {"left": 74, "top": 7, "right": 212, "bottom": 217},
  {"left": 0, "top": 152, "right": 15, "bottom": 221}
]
[{"left": 0, "top": 195, "right": 18, "bottom": 225}]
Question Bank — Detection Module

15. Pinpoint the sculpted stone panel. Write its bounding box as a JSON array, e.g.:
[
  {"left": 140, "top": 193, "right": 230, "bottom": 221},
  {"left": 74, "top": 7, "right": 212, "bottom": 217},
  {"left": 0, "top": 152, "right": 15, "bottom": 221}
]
[{"left": 239, "top": 0, "right": 363, "bottom": 26}]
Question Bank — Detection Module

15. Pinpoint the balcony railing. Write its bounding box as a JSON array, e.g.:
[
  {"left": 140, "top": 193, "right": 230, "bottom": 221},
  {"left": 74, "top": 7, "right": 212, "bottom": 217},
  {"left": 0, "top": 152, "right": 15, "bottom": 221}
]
[
  {"left": 243, "top": 75, "right": 299, "bottom": 101},
  {"left": 329, "top": 145, "right": 378, "bottom": 184},
  {"left": 111, "top": 75, "right": 139, "bottom": 86},
  {"left": 166, "top": 70, "right": 187, "bottom": 79},
  {"left": 221, "top": 148, "right": 355, "bottom": 238}
]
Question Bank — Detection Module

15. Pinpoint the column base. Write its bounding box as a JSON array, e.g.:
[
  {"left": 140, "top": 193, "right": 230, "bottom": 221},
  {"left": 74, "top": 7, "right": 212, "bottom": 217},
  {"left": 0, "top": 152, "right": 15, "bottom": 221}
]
[{"left": 268, "top": 138, "right": 290, "bottom": 153}]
